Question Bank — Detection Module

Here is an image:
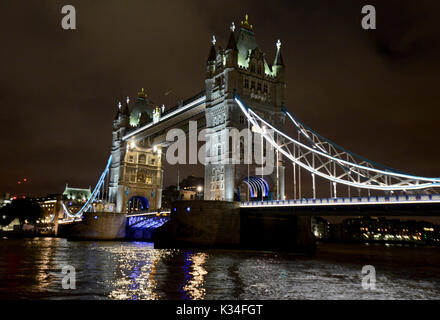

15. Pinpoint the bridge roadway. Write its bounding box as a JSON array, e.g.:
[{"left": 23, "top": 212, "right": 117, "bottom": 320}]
[
  {"left": 60, "top": 194, "right": 440, "bottom": 225},
  {"left": 126, "top": 194, "right": 440, "bottom": 222},
  {"left": 240, "top": 194, "right": 440, "bottom": 217}
]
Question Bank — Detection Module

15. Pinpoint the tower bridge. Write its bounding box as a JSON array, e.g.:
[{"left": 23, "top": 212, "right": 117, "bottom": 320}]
[{"left": 57, "top": 16, "right": 440, "bottom": 246}]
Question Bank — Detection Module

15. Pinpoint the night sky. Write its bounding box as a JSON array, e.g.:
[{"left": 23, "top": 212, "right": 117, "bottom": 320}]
[{"left": 2, "top": 0, "right": 440, "bottom": 198}]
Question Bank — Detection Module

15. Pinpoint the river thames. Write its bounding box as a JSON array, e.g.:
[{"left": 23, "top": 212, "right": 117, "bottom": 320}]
[{"left": 0, "top": 238, "right": 439, "bottom": 300}]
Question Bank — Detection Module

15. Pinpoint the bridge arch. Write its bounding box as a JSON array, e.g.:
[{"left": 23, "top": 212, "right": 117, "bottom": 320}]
[
  {"left": 240, "top": 176, "right": 270, "bottom": 201},
  {"left": 127, "top": 195, "right": 149, "bottom": 214}
]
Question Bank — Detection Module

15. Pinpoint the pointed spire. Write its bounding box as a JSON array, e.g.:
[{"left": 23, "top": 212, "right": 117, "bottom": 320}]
[
  {"left": 114, "top": 101, "right": 121, "bottom": 120},
  {"left": 207, "top": 36, "right": 217, "bottom": 62},
  {"left": 274, "top": 50, "right": 284, "bottom": 66},
  {"left": 227, "top": 26, "right": 238, "bottom": 51},
  {"left": 274, "top": 39, "right": 284, "bottom": 66},
  {"left": 123, "top": 97, "right": 130, "bottom": 116}
]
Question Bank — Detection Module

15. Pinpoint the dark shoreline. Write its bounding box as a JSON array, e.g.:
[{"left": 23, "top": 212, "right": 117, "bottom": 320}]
[
  {"left": 1, "top": 231, "right": 440, "bottom": 249},
  {"left": 317, "top": 238, "right": 440, "bottom": 248},
  {"left": 0, "top": 231, "right": 55, "bottom": 239}
]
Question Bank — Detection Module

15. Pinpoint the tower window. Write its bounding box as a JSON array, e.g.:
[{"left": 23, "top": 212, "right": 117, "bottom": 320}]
[
  {"left": 257, "top": 83, "right": 262, "bottom": 91},
  {"left": 257, "top": 66, "right": 262, "bottom": 75},
  {"left": 250, "top": 64, "right": 255, "bottom": 73},
  {"left": 127, "top": 169, "right": 136, "bottom": 182},
  {"left": 239, "top": 115, "right": 244, "bottom": 124},
  {"left": 138, "top": 154, "right": 146, "bottom": 164},
  {"left": 244, "top": 79, "right": 249, "bottom": 89}
]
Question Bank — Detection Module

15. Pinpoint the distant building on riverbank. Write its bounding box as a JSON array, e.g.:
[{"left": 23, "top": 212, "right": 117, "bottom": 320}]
[
  {"left": 322, "top": 217, "right": 440, "bottom": 245},
  {"left": 0, "top": 193, "right": 12, "bottom": 208},
  {"left": 32, "top": 195, "right": 59, "bottom": 220},
  {"left": 162, "top": 176, "right": 204, "bottom": 209},
  {"left": 63, "top": 185, "right": 91, "bottom": 201}
]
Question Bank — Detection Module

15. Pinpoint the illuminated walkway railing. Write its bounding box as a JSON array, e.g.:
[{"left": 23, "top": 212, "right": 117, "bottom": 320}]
[
  {"left": 62, "top": 155, "right": 112, "bottom": 218},
  {"left": 234, "top": 94, "right": 440, "bottom": 193},
  {"left": 241, "top": 194, "right": 440, "bottom": 208}
]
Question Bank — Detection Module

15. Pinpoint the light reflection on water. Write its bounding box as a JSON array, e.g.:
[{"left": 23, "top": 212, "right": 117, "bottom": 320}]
[
  {"left": 105, "top": 243, "right": 171, "bottom": 300},
  {"left": 182, "top": 252, "right": 208, "bottom": 300},
  {"left": 0, "top": 238, "right": 439, "bottom": 300}
]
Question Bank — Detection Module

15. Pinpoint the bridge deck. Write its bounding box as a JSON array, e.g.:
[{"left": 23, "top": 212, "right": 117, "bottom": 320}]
[
  {"left": 241, "top": 195, "right": 440, "bottom": 208},
  {"left": 241, "top": 195, "right": 440, "bottom": 216}
]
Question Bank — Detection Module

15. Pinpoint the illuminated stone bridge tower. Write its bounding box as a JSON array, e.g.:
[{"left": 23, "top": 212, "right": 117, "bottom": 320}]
[
  {"left": 109, "top": 90, "right": 163, "bottom": 213},
  {"left": 204, "top": 15, "right": 286, "bottom": 201}
]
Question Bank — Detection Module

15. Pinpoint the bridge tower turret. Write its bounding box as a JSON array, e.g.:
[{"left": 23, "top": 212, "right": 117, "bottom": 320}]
[
  {"left": 109, "top": 99, "right": 130, "bottom": 211},
  {"left": 207, "top": 38, "right": 217, "bottom": 75},
  {"left": 273, "top": 39, "right": 285, "bottom": 81},
  {"left": 204, "top": 15, "right": 286, "bottom": 202},
  {"left": 109, "top": 91, "right": 164, "bottom": 214},
  {"left": 225, "top": 25, "right": 238, "bottom": 69}
]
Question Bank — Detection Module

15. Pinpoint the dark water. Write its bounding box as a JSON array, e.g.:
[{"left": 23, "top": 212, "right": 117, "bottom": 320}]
[{"left": 0, "top": 237, "right": 439, "bottom": 300}]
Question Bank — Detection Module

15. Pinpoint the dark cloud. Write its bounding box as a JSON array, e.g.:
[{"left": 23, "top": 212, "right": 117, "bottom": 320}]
[{"left": 1, "top": 0, "right": 440, "bottom": 198}]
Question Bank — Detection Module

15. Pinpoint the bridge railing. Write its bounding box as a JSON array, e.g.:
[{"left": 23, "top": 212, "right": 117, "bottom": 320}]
[
  {"left": 234, "top": 94, "right": 440, "bottom": 192},
  {"left": 127, "top": 211, "right": 170, "bottom": 229},
  {"left": 241, "top": 194, "right": 440, "bottom": 207}
]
